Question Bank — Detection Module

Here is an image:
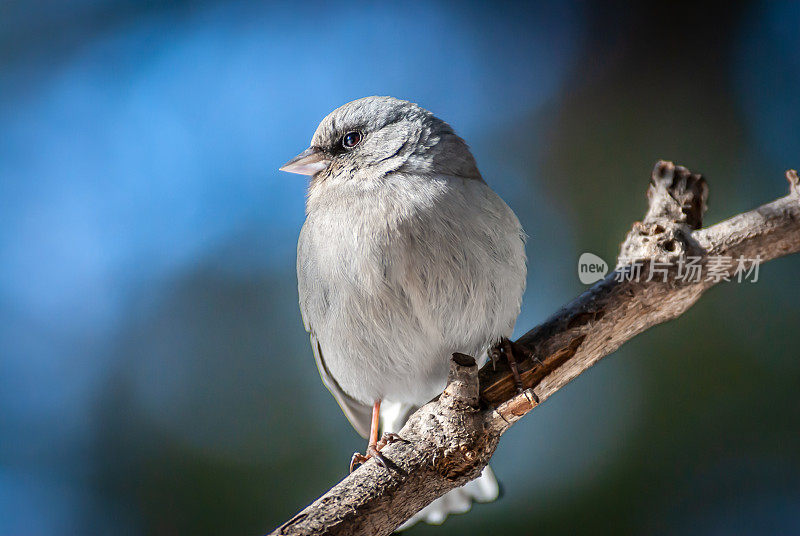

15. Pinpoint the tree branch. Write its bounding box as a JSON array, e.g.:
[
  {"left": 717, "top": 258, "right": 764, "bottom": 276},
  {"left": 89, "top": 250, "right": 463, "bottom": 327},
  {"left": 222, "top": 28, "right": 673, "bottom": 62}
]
[{"left": 271, "top": 162, "right": 800, "bottom": 536}]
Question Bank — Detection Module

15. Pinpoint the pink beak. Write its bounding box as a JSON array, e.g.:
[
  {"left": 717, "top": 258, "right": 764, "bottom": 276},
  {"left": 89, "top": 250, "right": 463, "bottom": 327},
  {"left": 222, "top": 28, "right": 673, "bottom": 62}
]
[{"left": 279, "top": 147, "right": 331, "bottom": 176}]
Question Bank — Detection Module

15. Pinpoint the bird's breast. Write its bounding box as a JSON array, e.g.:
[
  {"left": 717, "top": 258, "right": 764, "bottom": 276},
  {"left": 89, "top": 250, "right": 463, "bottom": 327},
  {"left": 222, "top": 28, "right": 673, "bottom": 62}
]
[{"left": 299, "top": 174, "right": 526, "bottom": 404}]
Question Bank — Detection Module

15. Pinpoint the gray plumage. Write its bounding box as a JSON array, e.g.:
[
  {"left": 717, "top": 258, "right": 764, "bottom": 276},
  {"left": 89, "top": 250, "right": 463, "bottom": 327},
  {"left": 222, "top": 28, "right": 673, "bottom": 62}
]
[{"left": 292, "top": 96, "right": 526, "bottom": 527}]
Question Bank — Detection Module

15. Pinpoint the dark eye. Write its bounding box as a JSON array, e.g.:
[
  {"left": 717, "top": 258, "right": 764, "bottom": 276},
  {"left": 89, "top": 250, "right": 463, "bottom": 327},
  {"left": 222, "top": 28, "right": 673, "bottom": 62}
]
[{"left": 342, "top": 131, "right": 362, "bottom": 148}]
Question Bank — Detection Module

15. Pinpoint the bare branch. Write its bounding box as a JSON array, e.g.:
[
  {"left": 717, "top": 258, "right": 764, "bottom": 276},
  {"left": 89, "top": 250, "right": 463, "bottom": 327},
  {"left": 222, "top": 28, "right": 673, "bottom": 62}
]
[{"left": 271, "top": 161, "right": 800, "bottom": 536}]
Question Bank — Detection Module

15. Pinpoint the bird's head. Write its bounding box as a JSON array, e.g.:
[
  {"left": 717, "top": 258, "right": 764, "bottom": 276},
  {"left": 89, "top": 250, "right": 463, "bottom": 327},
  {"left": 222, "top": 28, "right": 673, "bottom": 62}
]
[{"left": 280, "top": 96, "right": 481, "bottom": 183}]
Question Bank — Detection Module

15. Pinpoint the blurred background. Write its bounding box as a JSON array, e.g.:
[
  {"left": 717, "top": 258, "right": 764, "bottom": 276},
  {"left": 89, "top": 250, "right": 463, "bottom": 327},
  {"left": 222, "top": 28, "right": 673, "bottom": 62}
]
[{"left": 1, "top": 1, "right": 799, "bottom": 534}]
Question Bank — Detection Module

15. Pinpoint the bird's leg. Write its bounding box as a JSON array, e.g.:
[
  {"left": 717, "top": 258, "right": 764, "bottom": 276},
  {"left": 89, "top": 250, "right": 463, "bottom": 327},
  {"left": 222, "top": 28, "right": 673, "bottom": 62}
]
[
  {"left": 350, "top": 400, "right": 381, "bottom": 472},
  {"left": 349, "top": 400, "right": 405, "bottom": 472},
  {"left": 502, "top": 338, "right": 525, "bottom": 392},
  {"left": 493, "top": 337, "right": 541, "bottom": 403}
]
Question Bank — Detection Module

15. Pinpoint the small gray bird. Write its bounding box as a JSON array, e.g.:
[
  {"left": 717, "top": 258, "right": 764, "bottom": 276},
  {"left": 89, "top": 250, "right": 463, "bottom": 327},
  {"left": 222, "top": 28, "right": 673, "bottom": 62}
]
[{"left": 281, "top": 96, "right": 527, "bottom": 527}]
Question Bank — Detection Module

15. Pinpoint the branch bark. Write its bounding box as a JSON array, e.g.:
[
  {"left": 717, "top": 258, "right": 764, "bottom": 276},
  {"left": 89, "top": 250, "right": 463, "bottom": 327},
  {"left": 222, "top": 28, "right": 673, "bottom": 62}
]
[{"left": 271, "top": 162, "right": 800, "bottom": 536}]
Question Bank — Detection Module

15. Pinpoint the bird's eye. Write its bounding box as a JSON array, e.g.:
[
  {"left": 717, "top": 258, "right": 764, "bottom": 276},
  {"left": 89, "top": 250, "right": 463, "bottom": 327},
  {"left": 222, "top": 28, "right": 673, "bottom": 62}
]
[{"left": 342, "top": 131, "right": 362, "bottom": 148}]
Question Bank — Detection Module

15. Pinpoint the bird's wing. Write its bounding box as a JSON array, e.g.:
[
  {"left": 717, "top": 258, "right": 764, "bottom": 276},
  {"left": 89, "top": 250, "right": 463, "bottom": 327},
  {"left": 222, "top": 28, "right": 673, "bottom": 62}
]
[
  {"left": 298, "top": 222, "right": 371, "bottom": 438},
  {"left": 309, "top": 332, "right": 372, "bottom": 439}
]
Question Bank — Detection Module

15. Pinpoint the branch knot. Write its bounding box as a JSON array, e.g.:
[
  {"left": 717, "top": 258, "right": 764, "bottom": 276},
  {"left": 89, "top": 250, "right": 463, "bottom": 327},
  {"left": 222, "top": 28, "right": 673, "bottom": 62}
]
[{"left": 618, "top": 160, "right": 708, "bottom": 266}]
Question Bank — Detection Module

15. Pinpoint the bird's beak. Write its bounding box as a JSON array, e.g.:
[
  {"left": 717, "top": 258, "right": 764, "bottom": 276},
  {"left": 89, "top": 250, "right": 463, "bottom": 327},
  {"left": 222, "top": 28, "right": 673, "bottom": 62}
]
[{"left": 279, "top": 147, "right": 331, "bottom": 176}]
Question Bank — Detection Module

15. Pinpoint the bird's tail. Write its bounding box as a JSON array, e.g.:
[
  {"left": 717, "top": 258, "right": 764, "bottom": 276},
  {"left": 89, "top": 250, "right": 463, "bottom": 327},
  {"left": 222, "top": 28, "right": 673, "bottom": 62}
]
[{"left": 380, "top": 401, "right": 500, "bottom": 531}]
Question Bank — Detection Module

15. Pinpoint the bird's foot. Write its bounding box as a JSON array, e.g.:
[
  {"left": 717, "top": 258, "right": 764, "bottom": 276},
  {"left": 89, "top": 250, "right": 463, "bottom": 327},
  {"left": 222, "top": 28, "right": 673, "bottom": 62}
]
[
  {"left": 490, "top": 337, "right": 541, "bottom": 402},
  {"left": 349, "top": 433, "right": 406, "bottom": 472},
  {"left": 376, "top": 432, "right": 405, "bottom": 450},
  {"left": 349, "top": 449, "right": 383, "bottom": 473}
]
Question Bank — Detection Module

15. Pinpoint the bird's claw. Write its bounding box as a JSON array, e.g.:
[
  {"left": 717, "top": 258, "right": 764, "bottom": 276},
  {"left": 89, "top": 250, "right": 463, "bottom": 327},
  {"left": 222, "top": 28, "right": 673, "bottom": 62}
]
[
  {"left": 489, "top": 345, "right": 501, "bottom": 371},
  {"left": 349, "top": 433, "right": 407, "bottom": 472},
  {"left": 377, "top": 432, "right": 406, "bottom": 449},
  {"left": 349, "top": 452, "right": 371, "bottom": 473},
  {"left": 349, "top": 446, "right": 389, "bottom": 472}
]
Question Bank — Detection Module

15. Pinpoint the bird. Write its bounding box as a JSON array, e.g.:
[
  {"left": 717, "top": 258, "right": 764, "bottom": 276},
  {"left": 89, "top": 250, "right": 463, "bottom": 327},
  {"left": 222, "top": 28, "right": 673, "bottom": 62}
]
[{"left": 281, "top": 96, "right": 527, "bottom": 528}]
